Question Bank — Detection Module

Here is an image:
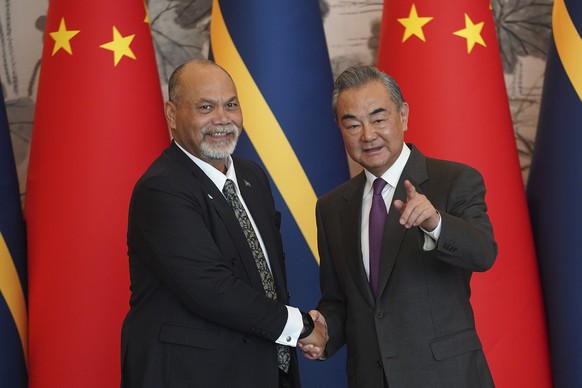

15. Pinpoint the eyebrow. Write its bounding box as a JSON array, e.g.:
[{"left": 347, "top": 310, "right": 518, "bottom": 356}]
[
  {"left": 369, "top": 107, "right": 387, "bottom": 116},
  {"left": 340, "top": 107, "right": 387, "bottom": 121},
  {"left": 340, "top": 113, "right": 357, "bottom": 121},
  {"left": 198, "top": 96, "right": 238, "bottom": 105}
]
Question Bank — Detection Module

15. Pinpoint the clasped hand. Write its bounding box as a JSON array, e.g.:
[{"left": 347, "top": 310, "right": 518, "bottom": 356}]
[{"left": 297, "top": 310, "right": 328, "bottom": 360}]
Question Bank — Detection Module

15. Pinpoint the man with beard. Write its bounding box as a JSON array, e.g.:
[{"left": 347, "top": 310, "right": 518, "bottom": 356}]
[{"left": 121, "top": 59, "right": 326, "bottom": 388}]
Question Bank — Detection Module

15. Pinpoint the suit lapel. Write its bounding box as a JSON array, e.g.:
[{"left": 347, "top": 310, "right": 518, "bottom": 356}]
[
  {"left": 375, "top": 182, "right": 407, "bottom": 299},
  {"left": 215, "top": 194, "right": 269, "bottom": 293},
  {"left": 376, "top": 145, "right": 429, "bottom": 299},
  {"left": 167, "top": 143, "right": 268, "bottom": 293},
  {"left": 340, "top": 172, "right": 376, "bottom": 308}
]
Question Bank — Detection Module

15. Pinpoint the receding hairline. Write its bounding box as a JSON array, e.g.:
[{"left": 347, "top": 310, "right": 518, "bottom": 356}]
[{"left": 168, "top": 59, "right": 234, "bottom": 104}]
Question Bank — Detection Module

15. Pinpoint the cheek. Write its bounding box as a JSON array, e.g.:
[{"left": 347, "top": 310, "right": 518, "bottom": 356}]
[
  {"left": 182, "top": 115, "right": 207, "bottom": 134},
  {"left": 230, "top": 112, "right": 243, "bottom": 128},
  {"left": 383, "top": 125, "right": 402, "bottom": 141},
  {"left": 342, "top": 136, "right": 362, "bottom": 154}
]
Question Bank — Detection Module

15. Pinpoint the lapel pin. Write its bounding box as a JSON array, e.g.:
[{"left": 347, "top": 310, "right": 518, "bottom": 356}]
[
  {"left": 207, "top": 193, "right": 213, "bottom": 199},
  {"left": 243, "top": 179, "right": 252, "bottom": 188}
]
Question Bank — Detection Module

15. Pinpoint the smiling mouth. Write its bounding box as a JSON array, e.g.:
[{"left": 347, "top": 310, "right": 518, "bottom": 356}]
[
  {"left": 363, "top": 146, "right": 383, "bottom": 153},
  {"left": 205, "top": 131, "right": 233, "bottom": 140}
]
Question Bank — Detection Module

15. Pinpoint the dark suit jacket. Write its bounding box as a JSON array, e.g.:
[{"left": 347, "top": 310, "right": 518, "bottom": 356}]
[
  {"left": 316, "top": 144, "right": 497, "bottom": 388},
  {"left": 121, "top": 142, "right": 300, "bottom": 387}
]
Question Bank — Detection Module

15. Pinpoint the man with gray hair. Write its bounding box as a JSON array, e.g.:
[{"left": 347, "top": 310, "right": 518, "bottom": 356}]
[{"left": 310, "top": 65, "right": 496, "bottom": 387}]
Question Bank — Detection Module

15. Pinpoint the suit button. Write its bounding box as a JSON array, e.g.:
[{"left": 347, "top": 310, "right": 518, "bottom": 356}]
[
  {"left": 375, "top": 312, "right": 384, "bottom": 319},
  {"left": 231, "top": 258, "right": 238, "bottom": 265},
  {"left": 243, "top": 336, "right": 250, "bottom": 343}
]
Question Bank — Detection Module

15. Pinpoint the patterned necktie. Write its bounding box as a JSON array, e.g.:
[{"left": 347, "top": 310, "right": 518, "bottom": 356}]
[
  {"left": 222, "top": 179, "right": 291, "bottom": 372},
  {"left": 369, "top": 178, "right": 388, "bottom": 297}
]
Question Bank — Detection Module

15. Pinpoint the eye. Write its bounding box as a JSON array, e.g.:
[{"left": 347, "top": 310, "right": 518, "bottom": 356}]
[
  {"left": 344, "top": 123, "right": 361, "bottom": 131},
  {"left": 225, "top": 102, "right": 239, "bottom": 110},
  {"left": 199, "top": 104, "right": 213, "bottom": 111}
]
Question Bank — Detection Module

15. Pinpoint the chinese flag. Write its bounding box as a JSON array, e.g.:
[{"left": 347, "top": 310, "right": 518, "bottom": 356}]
[
  {"left": 26, "top": 1, "right": 169, "bottom": 386},
  {"left": 378, "top": 1, "right": 552, "bottom": 387}
]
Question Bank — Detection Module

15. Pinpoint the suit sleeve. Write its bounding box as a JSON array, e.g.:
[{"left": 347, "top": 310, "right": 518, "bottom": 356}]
[
  {"left": 430, "top": 165, "right": 498, "bottom": 272},
  {"left": 129, "top": 172, "right": 288, "bottom": 341},
  {"left": 315, "top": 199, "right": 347, "bottom": 357}
]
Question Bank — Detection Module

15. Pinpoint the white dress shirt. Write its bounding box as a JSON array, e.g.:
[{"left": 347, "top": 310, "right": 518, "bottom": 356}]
[{"left": 360, "top": 144, "right": 442, "bottom": 280}]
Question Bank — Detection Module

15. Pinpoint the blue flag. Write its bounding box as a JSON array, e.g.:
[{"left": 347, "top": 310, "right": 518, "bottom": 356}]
[
  {"left": 0, "top": 85, "right": 27, "bottom": 385},
  {"left": 210, "top": 1, "right": 349, "bottom": 386},
  {"left": 526, "top": 0, "right": 582, "bottom": 386}
]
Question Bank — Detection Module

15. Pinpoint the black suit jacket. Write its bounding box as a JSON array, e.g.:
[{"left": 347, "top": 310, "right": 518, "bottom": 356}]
[
  {"left": 316, "top": 144, "right": 497, "bottom": 388},
  {"left": 121, "top": 142, "right": 300, "bottom": 387}
]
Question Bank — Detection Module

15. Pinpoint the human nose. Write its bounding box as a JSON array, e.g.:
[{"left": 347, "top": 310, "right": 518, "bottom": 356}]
[
  {"left": 361, "top": 122, "right": 376, "bottom": 142},
  {"left": 212, "top": 106, "right": 231, "bottom": 125}
]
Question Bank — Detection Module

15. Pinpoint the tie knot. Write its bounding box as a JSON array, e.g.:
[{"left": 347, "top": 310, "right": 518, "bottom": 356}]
[
  {"left": 223, "top": 179, "right": 236, "bottom": 196},
  {"left": 373, "top": 178, "right": 387, "bottom": 195}
]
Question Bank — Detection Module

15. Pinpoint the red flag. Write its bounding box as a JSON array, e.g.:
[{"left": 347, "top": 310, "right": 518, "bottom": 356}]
[
  {"left": 378, "top": 1, "right": 552, "bottom": 387},
  {"left": 26, "top": 1, "right": 169, "bottom": 386}
]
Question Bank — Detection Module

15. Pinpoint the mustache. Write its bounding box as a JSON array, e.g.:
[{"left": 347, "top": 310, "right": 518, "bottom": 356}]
[{"left": 201, "top": 124, "right": 240, "bottom": 136}]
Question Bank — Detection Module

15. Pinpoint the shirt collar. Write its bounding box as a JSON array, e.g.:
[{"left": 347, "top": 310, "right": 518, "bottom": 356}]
[{"left": 174, "top": 141, "right": 238, "bottom": 192}]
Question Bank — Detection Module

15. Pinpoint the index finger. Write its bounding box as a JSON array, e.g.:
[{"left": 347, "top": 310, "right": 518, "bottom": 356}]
[{"left": 404, "top": 180, "right": 417, "bottom": 198}]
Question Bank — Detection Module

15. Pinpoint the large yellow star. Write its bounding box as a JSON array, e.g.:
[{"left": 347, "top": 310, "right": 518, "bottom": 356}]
[
  {"left": 397, "top": 4, "right": 433, "bottom": 43},
  {"left": 49, "top": 18, "right": 80, "bottom": 56},
  {"left": 99, "top": 26, "right": 136, "bottom": 66},
  {"left": 453, "top": 14, "right": 486, "bottom": 53}
]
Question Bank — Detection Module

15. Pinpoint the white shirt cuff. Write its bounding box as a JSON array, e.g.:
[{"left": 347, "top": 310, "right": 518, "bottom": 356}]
[
  {"left": 276, "top": 306, "right": 302, "bottom": 347},
  {"left": 420, "top": 212, "right": 442, "bottom": 251}
]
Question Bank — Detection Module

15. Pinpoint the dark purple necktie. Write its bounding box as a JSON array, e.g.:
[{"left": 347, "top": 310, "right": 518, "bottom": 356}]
[{"left": 369, "top": 178, "right": 388, "bottom": 297}]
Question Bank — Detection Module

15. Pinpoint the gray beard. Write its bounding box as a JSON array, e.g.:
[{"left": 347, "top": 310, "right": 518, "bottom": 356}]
[{"left": 200, "top": 124, "right": 240, "bottom": 160}]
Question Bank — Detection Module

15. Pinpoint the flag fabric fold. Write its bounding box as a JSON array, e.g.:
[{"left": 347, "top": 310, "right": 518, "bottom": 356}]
[
  {"left": 377, "top": 0, "right": 552, "bottom": 386},
  {"left": 210, "top": 1, "right": 349, "bottom": 386},
  {"left": 527, "top": 1, "right": 582, "bottom": 387},
  {"left": 0, "top": 84, "right": 28, "bottom": 387},
  {"left": 26, "top": 1, "right": 169, "bottom": 386}
]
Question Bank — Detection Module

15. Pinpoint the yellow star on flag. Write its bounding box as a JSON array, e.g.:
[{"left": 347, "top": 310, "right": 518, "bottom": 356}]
[
  {"left": 99, "top": 26, "right": 136, "bottom": 66},
  {"left": 453, "top": 14, "right": 487, "bottom": 53},
  {"left": 397, "top": 4, "right": 433, "bottom": 42},
  {"left": 49, "top": 18, "right": 80, "bottom": 56}
]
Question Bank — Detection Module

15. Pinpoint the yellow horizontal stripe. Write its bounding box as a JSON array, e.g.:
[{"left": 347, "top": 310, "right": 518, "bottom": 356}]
[
  {"left": 0, "top": 232, "right": 28, "bottom": 369},
  {"left": 553, "top": 0, "right": 582, "bottom": 101},
  {"left": 210, "top": 0, "right": 320, "bottom": 263}
]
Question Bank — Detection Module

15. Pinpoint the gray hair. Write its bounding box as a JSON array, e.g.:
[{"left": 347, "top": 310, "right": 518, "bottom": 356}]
[{"left": 331, "top": 65, "right": 406, "bottom": 118}]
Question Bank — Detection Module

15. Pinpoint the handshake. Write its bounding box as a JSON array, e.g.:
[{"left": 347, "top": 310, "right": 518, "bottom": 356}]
[{"left": 297, "top": 310, "right": 328, "bottom": 360}]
